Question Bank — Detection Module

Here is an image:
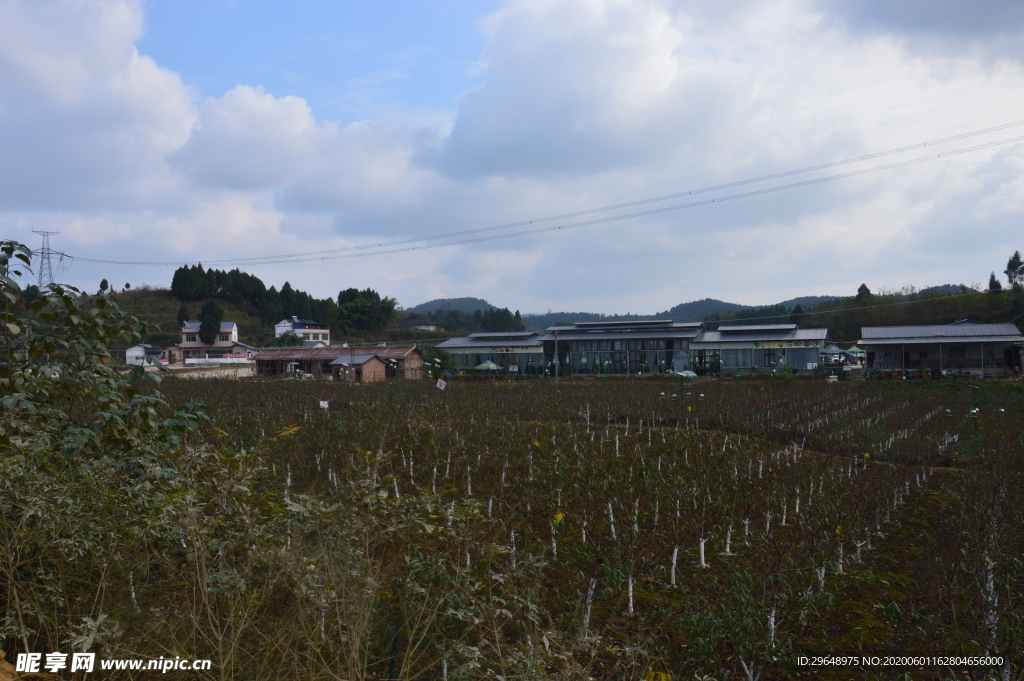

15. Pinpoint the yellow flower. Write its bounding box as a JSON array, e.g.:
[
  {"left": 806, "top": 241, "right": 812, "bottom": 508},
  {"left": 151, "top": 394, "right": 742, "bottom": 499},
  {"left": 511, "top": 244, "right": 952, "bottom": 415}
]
[
  {"left": 836, "top": 526, "right": 842, "bottom": 535},
  {"left": 554, "top": 510, "right": 564, "bottom": 524},
  {"left": 864, "top": 452, "right": 870, "bottom": 458},
  {"left": 534, "top": 441, "right": 541, "bottom": 447}
]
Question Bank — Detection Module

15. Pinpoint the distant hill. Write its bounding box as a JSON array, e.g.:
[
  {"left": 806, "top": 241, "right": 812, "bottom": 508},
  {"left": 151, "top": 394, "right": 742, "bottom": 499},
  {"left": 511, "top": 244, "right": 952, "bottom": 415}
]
[
  {"left": 776, "top": 295, "right": 845, "bottom": 309},
  {"left": 656, "top": 298, "right": 750, "bottom": 322},
  {"left": 406, "top": 297, "right": 496, "bottom": 315},
  {"left": 521, "top": 295, "right": 844, "bottom": 328}
]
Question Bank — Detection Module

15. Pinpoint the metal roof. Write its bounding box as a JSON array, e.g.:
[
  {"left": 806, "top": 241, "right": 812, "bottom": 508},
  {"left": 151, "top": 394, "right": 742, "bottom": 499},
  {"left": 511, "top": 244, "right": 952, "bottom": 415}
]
[
  {"left": 718, "top": 324, "right": 797, "bottom": 332},
  {"left": 182, "top": 321, "right": 237, "bottom": 331},
  {"left": 329, "top": 353, "right": 382, "bottom": 366},
  {"left": 572, "top": 319, "right": 678, "bottom": 328},
  {"left": 437, "top": 336, "right": 544, "bottom": 349},
  {"left": 357, "top": 346, "right": 422, "bottom": 358},
  {"left": 546, "top": 320, "right": 700, "bottom": 332},
  {"left": 860, "top": 322, "right": 1022, "bottom": 340},
  {"left": 858, "top": 335, "right": 1024, "bottom": 346},
  {"left": 692, "top": 328, "right": 828, "bottom": 343},
  {"left": 468, "top": 331, "right": 539, "bottom": 339},
  {"left": 251, "top": 347, "right": 352, "bottom": 361},
  {"left": 538, "top": 328, "right": 703, "bottom": 342}
]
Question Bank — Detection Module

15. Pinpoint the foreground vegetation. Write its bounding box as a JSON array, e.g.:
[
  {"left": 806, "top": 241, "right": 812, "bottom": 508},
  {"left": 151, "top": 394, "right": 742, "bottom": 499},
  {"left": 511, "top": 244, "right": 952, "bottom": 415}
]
[{"left": 3, "top": 243, "right": 1022, "bottom": 680}]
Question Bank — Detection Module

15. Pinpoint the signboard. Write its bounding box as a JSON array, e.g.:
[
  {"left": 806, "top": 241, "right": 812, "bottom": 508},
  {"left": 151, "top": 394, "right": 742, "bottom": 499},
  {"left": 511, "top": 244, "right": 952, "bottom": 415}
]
[
  {"left": 753, "top": 341, "right": 820, "bottom": 349},
  {"left": 508, "top": 365, "right": 519, "bottom": 373},
  {"left": 436, "top": 378, "right": 447, "bottom": 390},
  {"left": 223, "top": 353, "right": 250, "bottom": 358}
]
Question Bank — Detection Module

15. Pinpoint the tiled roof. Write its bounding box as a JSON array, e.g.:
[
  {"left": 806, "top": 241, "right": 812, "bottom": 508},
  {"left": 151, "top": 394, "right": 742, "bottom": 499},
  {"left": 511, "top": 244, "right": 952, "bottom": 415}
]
[
  {"left": 182, "top": 321, "right": 236, "bottom": 331},
  {"left": 860, "top": 323, "right": 1022, "bottom": 340},
  {"left": 693, "top": 328, "right": 828, "bottom": 343}
]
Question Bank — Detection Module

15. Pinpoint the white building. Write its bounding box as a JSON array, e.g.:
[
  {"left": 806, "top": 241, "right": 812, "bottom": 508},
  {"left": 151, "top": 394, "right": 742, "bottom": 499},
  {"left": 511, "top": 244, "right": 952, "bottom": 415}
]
[
  {"left": 126, "top": 343, "right": 164, "bottom": 366},
  {"left": 274, "top": 316, "right": 331, "bottom": 344}
]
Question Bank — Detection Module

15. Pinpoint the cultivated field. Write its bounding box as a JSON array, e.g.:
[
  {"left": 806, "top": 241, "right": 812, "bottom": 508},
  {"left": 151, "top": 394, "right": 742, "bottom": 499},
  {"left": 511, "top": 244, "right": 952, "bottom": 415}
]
[{"left": 142, "top": 377, "right": 1023, "bottom": 681}]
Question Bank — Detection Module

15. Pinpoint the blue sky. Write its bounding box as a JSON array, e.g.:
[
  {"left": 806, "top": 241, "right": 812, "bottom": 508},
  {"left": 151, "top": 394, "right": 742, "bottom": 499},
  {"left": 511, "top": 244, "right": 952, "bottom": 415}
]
[
  {"left": 139, "top": 0, "right": 497, "bottom": 124},
  {"left": 2, "top": 0, "right": 1024, "bottom": 313}
]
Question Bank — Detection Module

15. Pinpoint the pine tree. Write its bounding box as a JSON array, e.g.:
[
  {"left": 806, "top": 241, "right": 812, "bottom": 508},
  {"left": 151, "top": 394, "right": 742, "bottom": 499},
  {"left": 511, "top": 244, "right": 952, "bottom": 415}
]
[
  {"left": 1005, "top": 250, "right": 1023, "bottom": 287},
  {"left": 988, "top": 272, "right": 1003, "bottom": 293},
  {"left": 856, "top": 284, "right": 871, "bottom": 300},
  {"left": 176, "top": 304, "right": 190, "bottom": 328},
  {"left": 198, "top": 300, "right": 224, "bottom": 345}
]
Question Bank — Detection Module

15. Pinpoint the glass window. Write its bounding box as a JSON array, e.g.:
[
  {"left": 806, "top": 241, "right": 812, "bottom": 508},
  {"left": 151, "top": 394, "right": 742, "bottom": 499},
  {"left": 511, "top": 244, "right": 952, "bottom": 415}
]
[
  {"left": 186, "top": 334, "right": 196, "bottom": 343},
  {"left": 219, "top": 334, "right": 229, "bottom": 342},
  {"left": 613, "top": 341, "right": 623, "bottom": 351},
  {"left": 948, "top": 347, "right": 966, "bottom": 359},
  {"left": 312, "top": 334, "right": 319, "bottom": 341}
]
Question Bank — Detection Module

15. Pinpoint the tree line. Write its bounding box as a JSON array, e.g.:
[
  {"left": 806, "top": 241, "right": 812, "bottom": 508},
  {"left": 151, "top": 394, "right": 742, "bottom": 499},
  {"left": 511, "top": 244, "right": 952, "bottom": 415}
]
[
  {"left": 406, "top": 306, "right": 525, "bottom": 333},
  {"left": 169, "top": 264, "right": 398, "bottom": 337}
]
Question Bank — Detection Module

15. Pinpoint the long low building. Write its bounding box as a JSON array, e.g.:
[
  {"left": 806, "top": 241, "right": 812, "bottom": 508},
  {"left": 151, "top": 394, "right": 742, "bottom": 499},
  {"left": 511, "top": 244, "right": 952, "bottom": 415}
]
[
  {"left": 251, "top": 345, "right": 423, "bottom": 379},
  {"left": 540, "top": 320, "right": 703, "bottom": 374},
  {"left": 437, "top": 320, "right": 829, "bottom": 375},
  {"left": 435, "top": 331, "right": 545, "bottom": 372},
  {"left": 859, "top": 320, "right": 1024, "bottom": 377},
  {"left": 689, "top": 324, "right": 828, "bottom": 373}
]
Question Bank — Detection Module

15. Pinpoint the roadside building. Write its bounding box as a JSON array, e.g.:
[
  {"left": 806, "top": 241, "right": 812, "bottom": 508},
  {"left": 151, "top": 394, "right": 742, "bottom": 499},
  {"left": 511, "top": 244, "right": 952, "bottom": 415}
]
[
  {"left": 125, "top": 343, "right": 164, "bottom": 366},
  {"left": 540, "top": 320, "right": 704, "bottom": 374},
  {"left": 329, "top": 353, "right": 387, "bottom": 382},
  {"left": 360, "top": 345, "right": 425, "bottom": 379},
  {"left": 436, "top": 331, "right": 544, "bottom": 373},
  {"left": 859, "top": 320, "right": 1024, "bottom": 377},
  {"left": 251, "top": 345, "right": 423, "bottom": 379},
  {"left": 274, "top": 316, "right": 331, "bottom": 344},
  {"left": 251, "top": 346, "right": 352, "bottom": 377},
  {"left": 688, "top": 324, "right": 828, "bottom": 374}
]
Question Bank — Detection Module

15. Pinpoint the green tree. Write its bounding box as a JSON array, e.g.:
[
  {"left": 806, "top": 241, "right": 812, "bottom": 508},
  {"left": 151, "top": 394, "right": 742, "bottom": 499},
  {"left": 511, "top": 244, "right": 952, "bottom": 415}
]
[
  {"left": 99, "top": 278, "right": 108, "bottom": 293},
  {"left": 1005, "top": 250, "right": 1023, "bottom": 288},
  {"left": 988, "top": 271, "right": 1003, "bottom": 293},
  {"left": 267, "top": 330, "right": 305, "bottom": 347},
  {"left": 176, "top": 303, "right": 190, "bottom": 327},
  {"left": 197, "top": 300, "right": 224, "bottom": 345},
  {"left": 856, "top": 283, "right": 871, "bottom": 300},
  {"left": 789, "top": 304, "right": 804, "bottom": 325}
]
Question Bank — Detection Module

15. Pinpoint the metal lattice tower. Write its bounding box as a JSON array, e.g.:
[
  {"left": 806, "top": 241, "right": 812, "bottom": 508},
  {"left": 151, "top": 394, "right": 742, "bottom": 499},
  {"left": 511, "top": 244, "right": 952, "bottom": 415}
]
[{"left": 32, "top": 229, "right": 59, "bottom": 288}]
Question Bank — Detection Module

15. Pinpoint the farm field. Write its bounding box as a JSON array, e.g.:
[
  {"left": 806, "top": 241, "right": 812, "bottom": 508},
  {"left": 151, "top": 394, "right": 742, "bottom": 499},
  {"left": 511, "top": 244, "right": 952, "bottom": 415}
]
[{"left": 140, "top": 377, "right": 1024, "bottom": 681}]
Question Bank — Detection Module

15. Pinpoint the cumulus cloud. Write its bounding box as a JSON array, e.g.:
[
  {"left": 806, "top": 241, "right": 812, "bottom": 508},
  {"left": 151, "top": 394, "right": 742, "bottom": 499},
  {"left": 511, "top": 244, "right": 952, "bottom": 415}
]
[
  {"left": 2, "top": 0, "right": 1024, "bottom": 313},
  {"left": 0, "top": 0, "right": 195, "bottom": 211}
]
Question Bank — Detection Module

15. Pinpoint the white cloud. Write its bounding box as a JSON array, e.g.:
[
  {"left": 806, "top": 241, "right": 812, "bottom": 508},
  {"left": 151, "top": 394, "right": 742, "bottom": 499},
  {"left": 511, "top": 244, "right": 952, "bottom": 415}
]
[{"left": 2, "top": 0, "right": 1024, "bottom": 313}]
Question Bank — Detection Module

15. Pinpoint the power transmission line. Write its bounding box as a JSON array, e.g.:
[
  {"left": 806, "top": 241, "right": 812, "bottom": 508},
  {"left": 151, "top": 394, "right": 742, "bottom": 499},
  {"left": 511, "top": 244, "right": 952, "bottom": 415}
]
[{"left": 66, "top": 128, "right": 1024, "bottom": 267}]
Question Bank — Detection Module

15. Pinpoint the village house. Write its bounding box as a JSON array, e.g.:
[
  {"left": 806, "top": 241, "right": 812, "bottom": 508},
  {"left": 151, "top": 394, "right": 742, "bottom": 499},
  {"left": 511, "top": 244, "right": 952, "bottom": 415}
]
[
  {"left": 859, "top": 320, "right": 1024, "bottom": 378},
  {"left": 125, "top": 343, "right": 164, "bottom": 366},
  {"left": 251, "top": 345, "right": 423, "bottom": 380},
  {"left": 274, "top": 316, "right": 331, "bottom": 344},
  {"left": 164, "top": 321, "right": 259, "bottom": 364},
  {"left": 330, "top": 353, "right": 387, "bottom": 382}
]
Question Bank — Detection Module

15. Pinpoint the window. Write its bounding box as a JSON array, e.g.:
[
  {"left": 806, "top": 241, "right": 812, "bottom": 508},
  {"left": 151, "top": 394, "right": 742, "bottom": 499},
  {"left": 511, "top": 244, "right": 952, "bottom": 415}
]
[
  {"left": 918, "top": 351, "right": 928, "bottom": 360},
  {"left": 312, "top": 334, "right": 320, "bottom": 341},
  {"left": 948, "top": 347, "right": 966, "bottom": 359},
  {"left": 985, "top": 350, "right": 994, "bottom": 359},
  {"left": 186, "top": 334, "right": 197, "bottom": 343},
  {"left": 219, "top": 334, "right": 229, "bottom": 342}
]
